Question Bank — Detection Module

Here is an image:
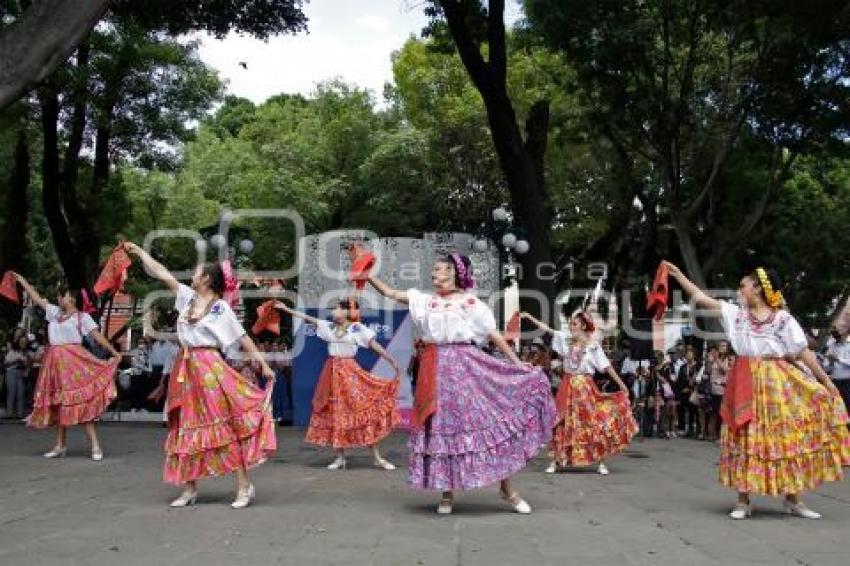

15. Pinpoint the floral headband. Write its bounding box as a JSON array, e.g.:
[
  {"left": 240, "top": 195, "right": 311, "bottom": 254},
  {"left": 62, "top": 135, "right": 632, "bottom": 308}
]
[
  {"left": 574, "top": 310, "right": 596, "bottom": 333},
  {"left": 449, "top": 252, "right": 475, "bottom": 290},
  {"left": 755, "top": 267, "right": 784, "bottom": 309},
  {"left": 220, "top": 260, "right": 240, "bottom": 308}
]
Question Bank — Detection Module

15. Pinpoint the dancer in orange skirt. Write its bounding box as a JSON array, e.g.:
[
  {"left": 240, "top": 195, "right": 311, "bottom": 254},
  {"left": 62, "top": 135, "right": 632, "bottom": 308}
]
[
  {"left": 664, "top": 261, "right": 850, "bottom": 519},
  {"left": 522, "top": 310, "right": 636, "bottom": 475},
  {"left": 13, "top": 274, "right": 120, "bottom": 461},
  {"left": 122, "top": 242, "right": 277, "bottom": 509},
  {"left": 276, "top": 299, "right": 400, "bottom": 470}
]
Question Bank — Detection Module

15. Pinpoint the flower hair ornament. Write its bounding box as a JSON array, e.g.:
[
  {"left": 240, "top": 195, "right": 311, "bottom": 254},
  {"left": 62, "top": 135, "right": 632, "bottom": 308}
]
[
  {"left": 220, "top": 260, "right": 240, "bottom": 308},
  {"left": 574, "top": 309, "right": 596, "bottom": 333},
  {"left": 755, "top": 267, "right": 785, "bottom": 308},
  {"left": 449, "top": 252, "right": 475, "bottom": 290},
  {"left": 80, "top": 289, "right": 97, "bottom": 314}
]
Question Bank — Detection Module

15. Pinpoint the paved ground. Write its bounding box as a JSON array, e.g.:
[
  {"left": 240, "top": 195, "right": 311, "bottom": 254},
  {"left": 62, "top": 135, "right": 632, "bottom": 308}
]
[{"left": 1, "top": 423, "right": 848, "bottom": 566}]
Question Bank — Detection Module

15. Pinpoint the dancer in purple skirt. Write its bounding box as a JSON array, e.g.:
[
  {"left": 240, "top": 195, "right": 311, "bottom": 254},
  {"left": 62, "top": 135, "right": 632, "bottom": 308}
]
[{"left": 367, "top": 252, "right": 556, "bottom": 515}]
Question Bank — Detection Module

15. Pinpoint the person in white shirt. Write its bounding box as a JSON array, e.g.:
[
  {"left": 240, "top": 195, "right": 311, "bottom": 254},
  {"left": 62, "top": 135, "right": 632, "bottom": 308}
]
[
  {"left": 12, "top": 274, "right": 120, "bottom": 461},
  {"left": 276, "top": 298, "right": 400, "bottom": 471},
  {"left": 522, "top": 310, "right": 635, "bottom": 476},
  {"left": 664, "top": 261, "right": 849, "bottom": 521},
  {"left": 367, "top": 252, "right": 556, "bottom": 516},
  {"left": 827, "top": 328, "right": 850, "bottom": 413},
  {"left": 122, "top": 241, "right": 276, "bottom": 510}
]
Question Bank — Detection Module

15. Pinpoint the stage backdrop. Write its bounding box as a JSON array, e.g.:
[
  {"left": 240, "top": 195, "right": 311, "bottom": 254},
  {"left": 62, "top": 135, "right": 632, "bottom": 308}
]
[{"left": 291, "top": 232, "right": 499, "bottom": 428}]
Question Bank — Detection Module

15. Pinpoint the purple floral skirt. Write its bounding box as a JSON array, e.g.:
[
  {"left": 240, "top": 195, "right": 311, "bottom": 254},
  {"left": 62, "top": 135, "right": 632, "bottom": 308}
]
[{"left": 408, "top": 344, "right": 556, "bottom": 491}]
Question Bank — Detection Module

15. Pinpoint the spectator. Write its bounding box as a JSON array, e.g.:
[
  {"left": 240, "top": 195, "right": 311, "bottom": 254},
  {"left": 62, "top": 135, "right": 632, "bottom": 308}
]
[
  {"left": 677, "top": 344, "right": 702, "bottom": 437},
  {"left": 827, "top": 327, "right": 850, "bottom": 414},
  {"left": 4, "top": 328, "right": 31, "bottom": 419}
]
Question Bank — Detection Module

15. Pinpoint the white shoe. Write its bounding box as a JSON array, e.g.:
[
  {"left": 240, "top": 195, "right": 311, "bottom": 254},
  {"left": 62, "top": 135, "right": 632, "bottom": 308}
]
[
  {"left": 91, "top": 448, "right": 104, "bottom": 461},
  {"left": 783, "top": 500, "right": 821, "bottom": 519},
  {"left": 437, "top": 496, "right": 453, "bottom": 515},
  {"left": 327, "top": 456, "right": 347, "bottom": 470},
  {"left": 598, "top": 463, "right": 609, "bottom": 476},
  {"left": 169, "top": 489, "right": 197, "bottom": 508},
  {"left": 43, "top": 446, "right": 67, "bottom": 459},
  {"left": 231, "top": 484, "right": 255, "bottom": 509},
  {"left": 544, "top": 462, "right": 557, "bottom": 474},
  {"left": 373, "top": 458, "right": 396, "bottom": 471},
  {"left": 729, "top": 503, "right": 752, "bottom": 520},
  {"left": 501, "top": 491, "right": 532, "bottom": 515}
]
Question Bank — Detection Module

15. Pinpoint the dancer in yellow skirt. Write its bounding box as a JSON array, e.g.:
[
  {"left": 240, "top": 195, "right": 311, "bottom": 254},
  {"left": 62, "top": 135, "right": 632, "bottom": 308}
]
[
  {"left": 522, "top": 310, "right": 636, "bottom": 475},
  {"left": 664, "top": 261, "right": 850, "bottom": 519}
]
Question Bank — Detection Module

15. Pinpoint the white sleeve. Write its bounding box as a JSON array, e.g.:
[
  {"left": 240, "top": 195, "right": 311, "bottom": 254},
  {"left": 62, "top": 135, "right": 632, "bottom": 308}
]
[
  {"left": 470, "top": 298, "right": 497, "bottom": 341},
  {"left": 175, "top": 284, "right": 194, "bottom": 313},
  {"left": 589, "top": 344, "right": 612, "bottom": 372},
  {"left": 44, "top": 303, "right": 61, "bottom": 322},
  {"left": 208, "top": 301, "right": 246, "bottom": 350},
  {"left": 351, "top": 323, "right": 376, "bottom": 349},
  {"left": 78, "top": 313, "right": 98, "bottom": 336},
  {"left": 718, "top": 301, "right": 740, "bottom": 336},
  {"left": 550, "top": 330, "right": 569, "bottom": 357},
  {"left": 406, "top": 288, "right": 430, "bottom": 318},
  {"left": 315, "top": 320, "right": 334, "bottom": 343},
  {"left": 779, "top": 313, "right": 808, "bottom": 356}
]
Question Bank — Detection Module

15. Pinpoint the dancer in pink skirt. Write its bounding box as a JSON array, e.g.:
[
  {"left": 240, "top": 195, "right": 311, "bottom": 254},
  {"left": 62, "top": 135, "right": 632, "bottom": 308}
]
[
  {"left": 122, "top": 242, "right": 276, "bottom": 509},
  {"left": 13, "top": 274, "right": 120, "bottom": 461},
  {"left": 367, "top": 252, "right": 557, "bottom": 515}
]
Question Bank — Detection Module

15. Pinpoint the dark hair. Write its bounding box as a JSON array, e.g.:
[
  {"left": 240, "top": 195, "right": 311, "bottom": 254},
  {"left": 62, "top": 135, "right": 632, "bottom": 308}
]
[
  {"left": 336, "top": 298, "right": 360, "bottom": 311},
  {"left": 58, "top": 285, "right": 85, "bottom": 310},
  {"left": 200, "top": 263, "right": 226, "bottom": 296},
  {"left": 745, "top": 268, "right": 783, "bottom": 305},
  {"left": 12, "top": 333, "right": 28, "bottom": 352},
  {"left": 442, "top": 254, "right": 472, "bottom": 289}
]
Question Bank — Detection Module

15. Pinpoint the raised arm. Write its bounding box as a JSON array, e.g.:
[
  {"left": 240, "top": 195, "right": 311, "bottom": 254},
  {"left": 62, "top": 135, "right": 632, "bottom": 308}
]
[
  {"left": 520, "top": 311, "right": 555, "bottom": 334},
  {"left": 661, "top": 261, "right": 722, "bottom": 314},
  {"left": 367, "top": 274, "right": 408, "bottom": 304},
  {"left": 12, "top": 273, "right": 48, "bottom": 310},
  {"left": 122, "top": 241, "right": 180, "bottom": 292},
  {"left": 369, "top": 339, "right": 400, "bottom": 379},
  {"left": 273, "top": 301, "right": 323, "bottom": 327}
]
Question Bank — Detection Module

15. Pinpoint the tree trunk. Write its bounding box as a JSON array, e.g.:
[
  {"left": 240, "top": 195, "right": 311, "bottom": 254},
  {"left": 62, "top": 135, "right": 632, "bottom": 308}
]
[
  {"left": 0, "top": 0, "right": 109, "bottom": 110},
  {"left": 0, "top": 129, "right": 31, "bottom": 272},
  {"left": 39, "top": 88, "right": 87, "bottom": 288}
]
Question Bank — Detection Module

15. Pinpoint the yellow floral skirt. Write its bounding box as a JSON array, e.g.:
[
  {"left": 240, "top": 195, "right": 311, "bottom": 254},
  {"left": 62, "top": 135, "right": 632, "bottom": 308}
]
[{"left": 719, "top": 359, "right": 850, "bottom": 496}]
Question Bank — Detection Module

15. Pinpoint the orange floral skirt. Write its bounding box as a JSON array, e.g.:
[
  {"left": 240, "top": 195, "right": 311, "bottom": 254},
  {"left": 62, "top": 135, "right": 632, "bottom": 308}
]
[
  {"left": 163, "top": 348, "right": 276, "bottom": 485},
  {"left": 28, "top": 345, "right": 117, "bottom": 428},
  {"left": 305, "top": 357, "right": 399, "bottom": 449},
  {"left": 550, "top": 373, "right": 637, "bottom": 466}
]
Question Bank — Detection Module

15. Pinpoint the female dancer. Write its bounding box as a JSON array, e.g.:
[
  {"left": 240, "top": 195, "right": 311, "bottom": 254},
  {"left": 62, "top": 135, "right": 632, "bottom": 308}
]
[
  {"left": 663, "top": 261, "right": 850, "bottom": 519},
  {"left": 367, "top": 252, "right": 556, "bottom": 515},
  {"left": 276, "top": 298, "right": 400, "bottom": 470},
  {"left": 521, "top": 311, "right": 636, "bottom": 475},
  {"left": 13, "top": 274, "right": 120, "bottom": 460},
  {"left": 122, "top": 242, "right": 276, "bottom": 509}
]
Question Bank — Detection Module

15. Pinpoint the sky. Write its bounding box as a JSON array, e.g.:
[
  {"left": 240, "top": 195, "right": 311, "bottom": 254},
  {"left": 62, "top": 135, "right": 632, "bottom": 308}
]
[{"left": 196, "top": 0, "right": 522, "bottom": 105}]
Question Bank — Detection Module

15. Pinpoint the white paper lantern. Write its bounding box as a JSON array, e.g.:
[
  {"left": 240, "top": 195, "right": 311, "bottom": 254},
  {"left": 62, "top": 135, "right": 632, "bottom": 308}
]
[
  {"left": 239, "top": 239, "right": 254, "bottom": 254},
  {"left": 194, "top": 240, "right": 207, "bottom": 253},
  {"left": 492, "top": 207, "right": 509, "bottom": 222},
  {"left": 210, "top": 234, "right": 226, "bottom": 248},
  {"left": 501, "top": 233, "right": 517, "bottom": 249},
  {"left": 471, "top": 239, "right": 488, "bottom": 253},
  {"left": 514, "top": 240, "right": 530, "bottom": 254}
]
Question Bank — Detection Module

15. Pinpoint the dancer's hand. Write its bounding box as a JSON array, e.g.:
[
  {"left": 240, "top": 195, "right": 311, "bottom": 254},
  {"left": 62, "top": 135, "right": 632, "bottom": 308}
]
[
  {"left": 11, "top": 271, "right": 25, "bottom": 284},
  {"left": 262, "top": 365, "right": 275, "bottom": 382},
  {"left": 660, "top": 260, "right": 681, "bottom": 278},
  {"left": 122, "top": 241, "right": 143, "bottom": 257}
]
